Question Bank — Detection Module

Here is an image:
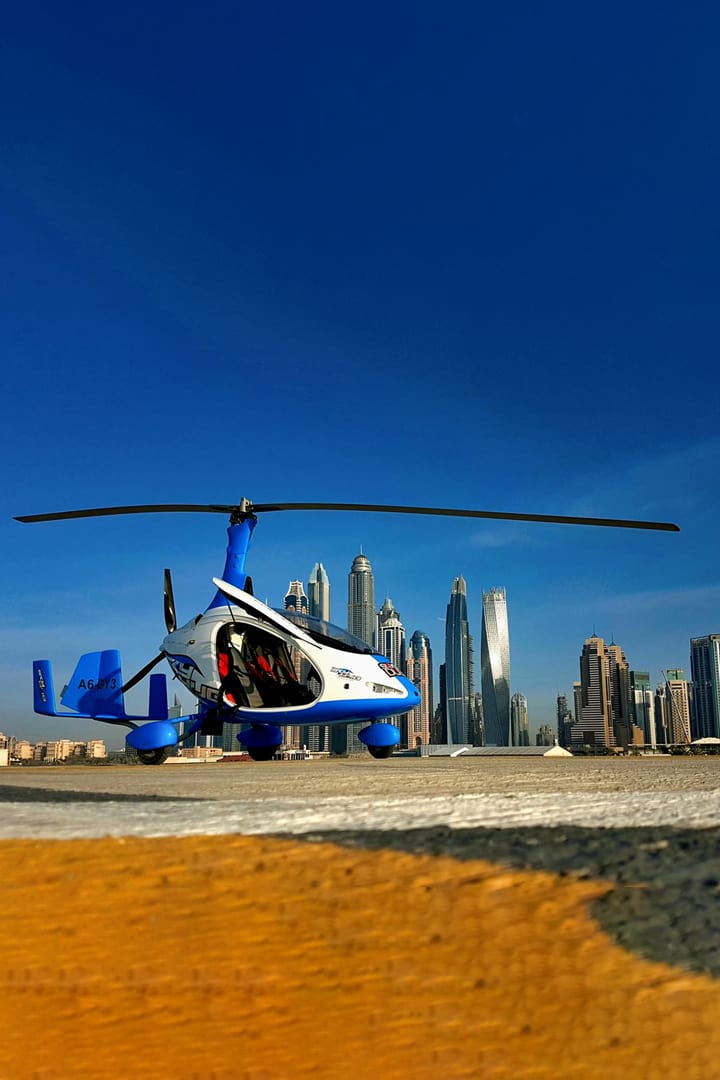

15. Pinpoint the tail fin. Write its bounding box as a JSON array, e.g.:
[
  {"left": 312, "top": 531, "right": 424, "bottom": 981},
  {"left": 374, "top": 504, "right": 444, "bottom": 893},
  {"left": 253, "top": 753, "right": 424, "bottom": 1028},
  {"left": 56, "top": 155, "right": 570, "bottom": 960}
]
[{"left": 60, "top": 650, "right": 126, "bottom": 718}]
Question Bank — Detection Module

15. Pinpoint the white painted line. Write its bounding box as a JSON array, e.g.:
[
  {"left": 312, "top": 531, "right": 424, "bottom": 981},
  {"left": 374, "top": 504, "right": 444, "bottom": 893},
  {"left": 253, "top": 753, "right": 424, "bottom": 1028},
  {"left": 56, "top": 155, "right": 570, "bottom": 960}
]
[{"left": 0, "top": 791, "right": 718, "bottom": 839}]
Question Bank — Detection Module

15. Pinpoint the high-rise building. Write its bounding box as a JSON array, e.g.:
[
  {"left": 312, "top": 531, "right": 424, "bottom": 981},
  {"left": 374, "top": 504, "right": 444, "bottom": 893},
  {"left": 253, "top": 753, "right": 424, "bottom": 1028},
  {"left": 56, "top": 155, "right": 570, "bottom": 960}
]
[
  {"left": 376, "top": 598, "right": 406, "bottom": 671},
  {"left": 556, "top": 693, "right": 574, "bottom": 748},
  {"left": 536, "top": 724, "right": 554, "bottom": 746},
  {"left": 690, "top": 635, "right": 720, "bottom": 740},
  {"left": 572, "top": 636, "right": 614, "bottom": 747},
  {"left": 511, "top": 692, "right": 530, "bottom": 746},
  {"left": 308, "top": 562, "right": 330, "bottom": 622},
  {"left": 480, "top": 587, "right": 510, "bottom": 745},
  {"left": 407, "top": 630, "right": 433, "bottom": 750},
  {"left": 332, "top": 552, "right": 376, "bottom": 754},
  {"left": 347, "top": 553, "right": 375, "bottom": 648},
  {"left": 470, "top": 692, "right": 484, "bottom": 746},
  {"left": 284, "top": 580, "right": 309, "bottom": 614},
  {"left": 630, "top": 671, "right": 656, "bottom": 747},
  {"left": 444, "top": 576, "right": 474, "bottom": 744},
  {"left": 606, "top": 642, "right": 634, "bottom": 749},
  {"left": 659, "top": 670, "right": 691, "bottom": 745},
  {"left": 431, "top": 664, "right": 448, "bottom": 744}
]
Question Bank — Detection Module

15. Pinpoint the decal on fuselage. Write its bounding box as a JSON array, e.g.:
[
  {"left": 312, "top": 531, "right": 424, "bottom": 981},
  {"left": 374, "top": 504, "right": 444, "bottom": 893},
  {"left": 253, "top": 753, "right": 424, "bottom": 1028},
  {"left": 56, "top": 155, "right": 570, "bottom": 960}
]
[{"left": 331, "top": 667, "right": 362, "bottom": 681}]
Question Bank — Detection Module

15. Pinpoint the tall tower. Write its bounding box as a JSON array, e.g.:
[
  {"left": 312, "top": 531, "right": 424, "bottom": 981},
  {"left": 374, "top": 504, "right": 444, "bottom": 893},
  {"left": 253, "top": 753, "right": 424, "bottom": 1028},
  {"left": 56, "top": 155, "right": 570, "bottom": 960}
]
[
  {"left": 661, "top": 670, "right": 692, "bottom": 745},
  {"left": 481, "top": 587, "right": 510, "bottom": 746},
  {"left": 573, "top": 635, "right": 614, "bottom": 747},
  {"left": 284, "top": 580, "right": 309, "bottom": 614},
  {"left": 347, "top": 553, "right": 375, "bottom": 648},
  {"left": 407, "top": 630, "right": 433, "bottom": 750},
  {"left": 606, "top": 642, "right": 634, "bottom": 749},
  {"left": 376, "top": 598, "right": 406, "bottom": 671},
  {"left": 630, "top": 671, "right": 656, "bottom": 747},
  {"left": 556, "top": 693, "right": 574, "bottom": 748},
  {"left": 333, "top": 553, "right": 375, "bottom": 755},
  {"left": 690, "top": 635, "right": 720, "bottom": 740},
  {"left": 511, "top": 692, "right": 530, "bottom": 746},
  {"left": 308, "top": 562, "right": 330, "bottom": 622},
  {"left": 445, "top": 576, "right": 474, "bottom": 744}
]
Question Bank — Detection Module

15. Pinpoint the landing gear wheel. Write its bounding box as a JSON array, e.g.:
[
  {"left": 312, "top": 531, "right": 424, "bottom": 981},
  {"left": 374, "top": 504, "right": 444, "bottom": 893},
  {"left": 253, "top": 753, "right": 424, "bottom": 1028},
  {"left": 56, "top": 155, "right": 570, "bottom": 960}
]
[
  {"left": 247, "top": 746, "right": 277, "bottom": 762},
  {"left": 136, "top": 748, "right": 169, "bottom": 765},
  {"left": 367, "top": 745, "right": 393, "bottom": 759}
]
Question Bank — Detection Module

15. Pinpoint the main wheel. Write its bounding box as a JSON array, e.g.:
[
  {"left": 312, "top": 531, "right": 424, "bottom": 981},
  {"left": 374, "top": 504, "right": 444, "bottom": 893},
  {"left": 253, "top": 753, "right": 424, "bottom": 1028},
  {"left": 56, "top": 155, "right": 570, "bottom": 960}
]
[
  {"left": 137, "top": 748, "right": 169, "bottom": 766},
  {"left": 247, "top": 745, "right": 277, "bottom": 762},
  {"left": 367, "top": 745, "right": 393, "bottom": 759}
]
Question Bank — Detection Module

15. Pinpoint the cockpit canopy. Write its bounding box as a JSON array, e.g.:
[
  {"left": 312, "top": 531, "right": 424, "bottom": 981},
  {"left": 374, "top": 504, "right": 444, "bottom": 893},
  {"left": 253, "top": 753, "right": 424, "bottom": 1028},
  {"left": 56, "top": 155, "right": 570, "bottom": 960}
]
[{"left": 274, "top": 610, "right": 374, "bottom": 654}]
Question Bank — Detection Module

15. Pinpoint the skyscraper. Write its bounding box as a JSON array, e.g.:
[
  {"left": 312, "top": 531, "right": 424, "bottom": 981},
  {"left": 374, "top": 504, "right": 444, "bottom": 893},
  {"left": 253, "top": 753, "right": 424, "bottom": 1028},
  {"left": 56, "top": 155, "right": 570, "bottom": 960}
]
[
  {"left": 431, "top": 663, "right": 448, "bottom": 744},
  {"left": 690, "top": 635, "right": 720, "bottom": 740},
  {"left": 480, "top": 587, "right": 510, "bottom": 746},
  {"left": 308, "top": 562, "right": 330, "bottom": 622},
  {"left": 606, "top": 642, "right": 634, "bottom": 749},
  {"left": 511, "top": 692, "right": 530, "bottom": 746},
  {"left": 630, "top": 671, "right": 656, "bottom": 747},
  {"left": 332, "top": 552, "right": 376, "bottom": 755},
  {"left": 407, "top": 630, "right": 433, "bottom": 750},
  {"left": 284, "top": 580, "right": 309, "bottom": 614},
  {"left": 573, "top": 635, "right": 641, "bottom": 748},
  {"left": 556, "top": 693, "right": 574, "bottom": 748},
  {"left": 659, "top": 670, "right": 691, "bottom": 745},
  {"left": 347, "top": 553, "right": 375, "bottom": 648},
  {"left": 573, "top": 636, "right": 614, "bottom": 747},
  {"left": 376, "top": 598, "right": 406, "bottom": 671},
  {"left": 445, "top": 575, "right": 474, "bottom": 744}
]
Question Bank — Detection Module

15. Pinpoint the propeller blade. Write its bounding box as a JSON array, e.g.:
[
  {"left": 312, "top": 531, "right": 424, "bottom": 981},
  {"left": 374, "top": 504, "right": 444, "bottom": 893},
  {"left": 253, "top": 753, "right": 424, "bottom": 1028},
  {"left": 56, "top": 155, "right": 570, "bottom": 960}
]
[
  {"left": 121, "top": 654, "right": 165, "bottom": 694},
  {"left": 14, "top": 500, "right": 680, "bottom": 532},
  {"left": 164, "top": 568, "right": 177, "bottom": 633}
]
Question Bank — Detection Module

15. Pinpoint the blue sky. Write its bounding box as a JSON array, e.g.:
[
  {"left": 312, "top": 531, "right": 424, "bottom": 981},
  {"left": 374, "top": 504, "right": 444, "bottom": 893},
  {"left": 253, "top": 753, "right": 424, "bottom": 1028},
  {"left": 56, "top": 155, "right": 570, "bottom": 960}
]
[{"left": 1, "top": 1, "right": 718, "bottom": 746}]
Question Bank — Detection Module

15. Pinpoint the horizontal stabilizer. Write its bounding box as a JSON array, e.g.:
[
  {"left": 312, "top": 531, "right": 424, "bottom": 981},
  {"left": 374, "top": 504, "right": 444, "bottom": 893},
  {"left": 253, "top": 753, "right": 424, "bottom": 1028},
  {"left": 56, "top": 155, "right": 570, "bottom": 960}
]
[{"left": 32, "top": 656, "right": 174, "bottom": 722}]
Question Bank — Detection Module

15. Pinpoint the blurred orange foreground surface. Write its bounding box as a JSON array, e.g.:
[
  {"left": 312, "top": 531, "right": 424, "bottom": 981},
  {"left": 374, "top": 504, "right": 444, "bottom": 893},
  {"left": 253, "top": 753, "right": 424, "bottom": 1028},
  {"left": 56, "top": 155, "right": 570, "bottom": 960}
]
[{"left": 1, "top": 834, "right": 719, "bottom": 1079}]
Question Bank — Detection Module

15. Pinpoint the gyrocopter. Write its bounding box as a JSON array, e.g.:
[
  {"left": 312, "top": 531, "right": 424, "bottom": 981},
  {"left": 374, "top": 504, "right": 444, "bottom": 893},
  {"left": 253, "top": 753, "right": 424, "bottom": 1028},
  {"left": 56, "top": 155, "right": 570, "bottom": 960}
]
[{"left": 15, "top": 499, "right": 679, "bottom": 763}]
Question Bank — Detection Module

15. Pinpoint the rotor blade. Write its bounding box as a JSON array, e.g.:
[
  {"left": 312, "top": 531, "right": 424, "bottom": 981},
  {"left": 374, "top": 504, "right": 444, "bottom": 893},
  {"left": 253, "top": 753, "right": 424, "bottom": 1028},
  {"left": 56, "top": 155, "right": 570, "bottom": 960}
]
[
  {"left": 250, "top": 502, "right": 680, "bottom": 533},
  {"left": 14, "top": 501, "right": 680, "bottom": 531},
  {"left": 164, "top": 568, "right": 177, "bottom": 634},
  {"left": 121, "top": 654, "right": 165, "bottom": 694},
  {"left": 14, "top": 504, "right": 237, "bottom": 523}
]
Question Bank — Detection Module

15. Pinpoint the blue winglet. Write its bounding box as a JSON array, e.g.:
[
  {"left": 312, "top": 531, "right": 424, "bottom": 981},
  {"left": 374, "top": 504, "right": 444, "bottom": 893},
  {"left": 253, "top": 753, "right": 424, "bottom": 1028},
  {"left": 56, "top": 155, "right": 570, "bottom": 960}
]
[
  {"left": 148, "top": 673, "right": 169, "bottom": 720},
  {"left": 33, "top": 660, "right": 57, "bottom": 716}
]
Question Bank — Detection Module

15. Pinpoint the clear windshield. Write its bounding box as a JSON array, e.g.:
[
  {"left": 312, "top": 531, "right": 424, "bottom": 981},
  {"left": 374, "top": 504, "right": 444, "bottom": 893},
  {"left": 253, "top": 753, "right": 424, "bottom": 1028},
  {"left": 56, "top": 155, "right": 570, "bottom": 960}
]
[{"left": 275, "top": 610, "right": 374, "bottom": 653}]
